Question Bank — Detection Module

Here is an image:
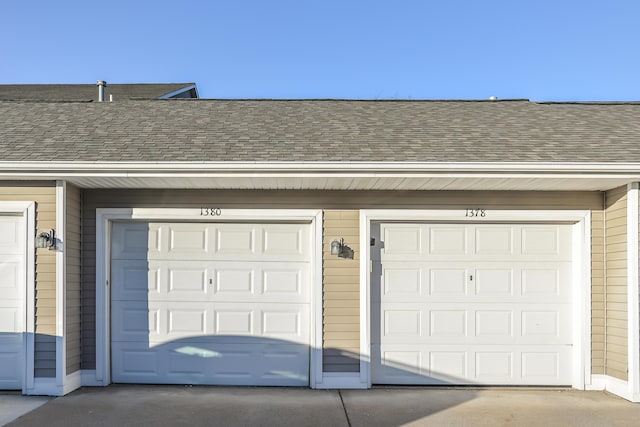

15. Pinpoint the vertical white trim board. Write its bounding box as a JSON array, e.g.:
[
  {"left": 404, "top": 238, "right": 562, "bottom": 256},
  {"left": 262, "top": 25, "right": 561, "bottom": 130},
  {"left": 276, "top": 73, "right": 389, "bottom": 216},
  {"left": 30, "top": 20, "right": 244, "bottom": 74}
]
[
  {"left": 626, "top": 183, "right": 640, "bottom": 401},
  {"left": 55, "top": 181, "right": 66, "bottom": 388},
  {"left": 96, "top": 208, "right": 324, "bottom": 388}
]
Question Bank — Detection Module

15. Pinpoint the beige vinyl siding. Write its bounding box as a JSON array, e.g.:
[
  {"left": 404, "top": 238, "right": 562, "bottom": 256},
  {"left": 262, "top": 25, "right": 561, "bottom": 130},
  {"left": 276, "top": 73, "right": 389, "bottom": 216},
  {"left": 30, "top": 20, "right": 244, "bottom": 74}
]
[
  {"left": 591, "top": 208, "right": 605, "bottom": 374},
  {"left": 323, "top": 210, "right": 360, "bottom": 372},
  {"left": 0, "top": 182, "right": 57, "bottom": 378},
  {"left": 80, "top": 189, "right": 603, "bottom": 371},
  {"left": 605, "top": 185, "right": 628, "bottom": 381},
  {"left": 65, "top": 184, "right": 82, "bottom": 374}
]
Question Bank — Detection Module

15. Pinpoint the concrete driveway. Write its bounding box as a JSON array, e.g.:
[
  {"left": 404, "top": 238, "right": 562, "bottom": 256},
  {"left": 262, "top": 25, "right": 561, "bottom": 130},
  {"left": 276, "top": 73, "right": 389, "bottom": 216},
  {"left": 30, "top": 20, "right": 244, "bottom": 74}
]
[{"left": 5, "top": 386, "right": 640, "bottom": 427}]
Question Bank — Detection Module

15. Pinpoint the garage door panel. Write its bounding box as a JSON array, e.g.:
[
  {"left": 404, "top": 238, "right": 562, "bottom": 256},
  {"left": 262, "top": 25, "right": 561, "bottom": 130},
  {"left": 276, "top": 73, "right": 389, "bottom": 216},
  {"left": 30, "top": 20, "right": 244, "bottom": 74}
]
[
  {"left": 379, "top": 262, "right": 571, "bottom": 303},
  {"left": 0, "top": 306, "right": 22, "bottom": 334},
  {"left": 111, "top": 260, "right": 161, "bottom": 301},
  {"left": 379, "top": 304, "right": 571, "bottom": 345},
  {"left": 429, "top": 227, "right": 469, "bottom": 255},
  {"left": 373, "top": 344, "right": 572, "bottom": 385},
  {"left": 382, "top": 266, "right": 424, "bottom": 300},
  {"left": 430, "top": 310, "right": 467, "bottom": 337},
  {"left": 215, "top": 226, "right": 256, "bottom": 256},
  {"left": 112, "top": 341, "right": 308, "bottom": 386},
  {"left": 384, "top": 309, "right": 423, "bottom": 340},
  {"left": 111, "top": 301, "right": 162, "bottom": 342},
  {"left": 111, "top": 222, "right": 158, "bottom": 260},
  {"left": 114, "top": 302, "right": 309, "bottom": 344},
  {"left": 381, "top": 224, "right": 573, "bottom": 262},
  {"left": 0, "top": 350, "right": 23, "bottom": 388},
  {"left": 114, "top": 261, "right": 309, "bottom": 304},
  {"left": 429, "top": 267, "right": 468, "bottom": 297},
  {"left": 382, "top": 224, "right": 423, "bottom": 255},
  {"left": 0, "top": 217, "right": 22, "bottom": 253},
  {"left": 262, "top": 225, "right": 308, "bottom": 257},
  {"left": 129, "top": 223, "right": 310, "bottom": 262},
  {"left": 0, "top": 257, "right": 22, "bottom": 300},
  {"left": 475, "top": 227, "right": 514, "bottom": 255},
  {"left": 374, "top": 222, "right": 574, "bottom": 386},
  {"left": 168, "top": 224, "right": 210, "bottom": 254}
]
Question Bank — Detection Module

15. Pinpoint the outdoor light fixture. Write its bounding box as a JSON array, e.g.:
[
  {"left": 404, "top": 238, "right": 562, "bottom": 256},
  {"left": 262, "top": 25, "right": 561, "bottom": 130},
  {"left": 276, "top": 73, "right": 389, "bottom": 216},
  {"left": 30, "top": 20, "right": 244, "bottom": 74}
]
[
  {"left": 36, "top": 229, "right": 56, "bottom": 249},
  {"left": 330, "top": 238, "right": 354, "bottom": 259}
]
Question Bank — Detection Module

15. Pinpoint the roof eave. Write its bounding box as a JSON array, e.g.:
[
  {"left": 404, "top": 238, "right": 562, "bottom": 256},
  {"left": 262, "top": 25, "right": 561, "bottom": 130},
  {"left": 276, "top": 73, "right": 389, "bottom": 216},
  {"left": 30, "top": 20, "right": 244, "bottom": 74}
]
[{"left": 0, "top": 161, "right": 639, "bottom": 191}]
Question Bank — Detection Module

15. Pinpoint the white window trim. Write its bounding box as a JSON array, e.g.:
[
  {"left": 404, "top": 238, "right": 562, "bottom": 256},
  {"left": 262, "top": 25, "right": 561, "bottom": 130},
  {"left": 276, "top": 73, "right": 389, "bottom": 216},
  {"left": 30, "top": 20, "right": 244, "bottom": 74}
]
[
  {"left": 359, "top": 209, "right": 592, "bottom": 390},
  {"left": 95, "top": 208, "right": 323, "bottom": 388}
]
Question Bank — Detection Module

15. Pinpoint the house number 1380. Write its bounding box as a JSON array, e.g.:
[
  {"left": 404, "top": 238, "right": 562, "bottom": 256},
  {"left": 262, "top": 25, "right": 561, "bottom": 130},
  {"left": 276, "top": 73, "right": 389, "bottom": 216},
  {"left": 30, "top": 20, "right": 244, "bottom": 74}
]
[
  {"left": 200, "top": 207, "right": 222, "bottom": 216},
  {"left": 465, "top": 209, "right": 486, "bottom": 217}
]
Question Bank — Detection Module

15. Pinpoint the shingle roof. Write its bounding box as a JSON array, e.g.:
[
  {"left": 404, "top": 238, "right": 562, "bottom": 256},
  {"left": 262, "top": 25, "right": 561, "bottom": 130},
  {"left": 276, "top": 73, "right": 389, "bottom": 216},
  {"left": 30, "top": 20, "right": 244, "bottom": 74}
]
[
  {"left": 0, "top": 83, "right": 197, "bottom": 101},
  {"left": 0, "top": 99, "right": 639, "bottom": 163}
]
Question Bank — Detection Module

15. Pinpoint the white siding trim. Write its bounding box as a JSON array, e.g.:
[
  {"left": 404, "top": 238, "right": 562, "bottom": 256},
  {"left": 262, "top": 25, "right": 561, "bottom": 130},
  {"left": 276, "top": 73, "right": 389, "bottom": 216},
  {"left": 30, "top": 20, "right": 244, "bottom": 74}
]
[
  {"left": 96, "top": 208, "right": 323, "bottom": 388},
  {"left": 574, "top": 211, "right": 592, "bottom": 389},
  {"left": 316, "top": 373, "right": 367, "bottom": 389},
  {"left": 55, "top": 181, "right": 65, "bottom": 388},
  {"left": 627, "top": 183, "right": 640, "bottom": 400},
  {"left": 311, "top": 211, "right": 324, "bottom": 388},
  {"left": 359, "top": 210, "right": 371, "bottom": 387},
  {"left": 63, "top": 370, "right": 81, "bottom": 395},
  {"left": 360, "top": 209, "right": 591, "bottom": 390},
  {"left": 25, "top": 203, "right": 36, "bottom": 392},
  {"left": 80, "top": 369, "right": 104, "bottom": 386}
]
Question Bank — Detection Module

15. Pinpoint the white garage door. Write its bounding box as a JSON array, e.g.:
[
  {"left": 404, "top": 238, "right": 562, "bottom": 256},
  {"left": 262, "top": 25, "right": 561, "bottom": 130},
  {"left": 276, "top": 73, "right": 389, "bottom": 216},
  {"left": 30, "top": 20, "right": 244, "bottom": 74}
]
[
  {"left": 0, "top": 215, "right": 25, "bottom": 390},
  {"left": 372, "top": 222, "right": 573, "bottom": 385},
  {"left": 111, "top": 221, "right": 311, "bottom": 386}
]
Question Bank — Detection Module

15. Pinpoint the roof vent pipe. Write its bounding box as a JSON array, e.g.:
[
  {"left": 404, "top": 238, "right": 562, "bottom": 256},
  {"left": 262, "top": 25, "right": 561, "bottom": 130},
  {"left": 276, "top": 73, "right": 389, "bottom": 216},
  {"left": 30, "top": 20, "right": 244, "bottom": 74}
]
[{"left": 97, "top": 80, "right": 107, "bottom": 102}]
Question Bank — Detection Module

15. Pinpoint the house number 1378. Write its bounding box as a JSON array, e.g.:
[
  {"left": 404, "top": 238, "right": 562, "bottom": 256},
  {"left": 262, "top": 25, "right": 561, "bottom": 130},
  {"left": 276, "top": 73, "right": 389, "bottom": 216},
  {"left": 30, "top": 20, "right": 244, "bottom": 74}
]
[{"left": 465, "top": 209, "right": 486, "bottom": 217}]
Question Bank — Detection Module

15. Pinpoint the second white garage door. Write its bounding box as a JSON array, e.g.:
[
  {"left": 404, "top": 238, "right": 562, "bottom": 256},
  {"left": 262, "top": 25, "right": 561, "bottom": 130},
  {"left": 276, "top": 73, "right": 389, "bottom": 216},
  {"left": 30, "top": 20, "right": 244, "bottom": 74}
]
[
  {"left": 111, "top": 221, "right": 311, "bottom": 386},
  {"left": 371, "top": 222, "right": 573, "bottom": 386}
]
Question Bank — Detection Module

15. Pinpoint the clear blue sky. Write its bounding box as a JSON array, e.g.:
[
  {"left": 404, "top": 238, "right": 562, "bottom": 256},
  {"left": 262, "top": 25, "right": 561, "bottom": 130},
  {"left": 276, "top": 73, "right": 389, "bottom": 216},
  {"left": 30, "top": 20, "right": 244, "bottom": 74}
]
[{"left": 1, "top": 1, "right": 638, "bottom": 100}]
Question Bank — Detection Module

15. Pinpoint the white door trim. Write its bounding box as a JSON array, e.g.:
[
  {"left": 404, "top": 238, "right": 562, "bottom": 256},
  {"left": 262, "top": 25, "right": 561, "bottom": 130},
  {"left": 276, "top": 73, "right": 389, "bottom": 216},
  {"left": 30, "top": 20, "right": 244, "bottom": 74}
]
[
  {"left": 95, "top": 208, "right": 323, "bottom": 388},
  {"left": 0, "top": 201, "right": 35, "bottom": 394},
  {"left": 360, "top": 209, "right": 591, "bottom": 389}
]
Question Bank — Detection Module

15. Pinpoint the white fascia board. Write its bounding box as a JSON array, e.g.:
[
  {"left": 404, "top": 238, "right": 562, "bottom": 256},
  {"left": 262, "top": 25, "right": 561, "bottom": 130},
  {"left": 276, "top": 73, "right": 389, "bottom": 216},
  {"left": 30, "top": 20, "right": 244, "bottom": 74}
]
[{"left": 1, "top": 161, "right": 640, "bottom": 177}]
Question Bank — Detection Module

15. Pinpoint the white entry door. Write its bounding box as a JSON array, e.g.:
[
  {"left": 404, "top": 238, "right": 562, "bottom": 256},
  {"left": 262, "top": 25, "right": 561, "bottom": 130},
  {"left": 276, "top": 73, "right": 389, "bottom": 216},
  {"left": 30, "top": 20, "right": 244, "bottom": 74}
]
[
  {"left": 372, "top": 222, "right": 573, "bottom": 385},
  {"left": 0, "top": 215, "right": 25, "bottom": 390},
  {"left": 111, "top": 222, "right": 311, "bottom": 386}
]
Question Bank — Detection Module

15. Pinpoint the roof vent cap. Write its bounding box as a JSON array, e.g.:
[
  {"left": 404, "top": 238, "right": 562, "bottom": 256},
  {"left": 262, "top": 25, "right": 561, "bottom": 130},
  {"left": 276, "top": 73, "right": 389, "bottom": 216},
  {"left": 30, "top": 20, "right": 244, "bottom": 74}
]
[
  {"left": 489, "top": 96, "right": 498, "bottom": 101},
  {"left": 96, "top": 80, "right": 107, "bottom": 102}
]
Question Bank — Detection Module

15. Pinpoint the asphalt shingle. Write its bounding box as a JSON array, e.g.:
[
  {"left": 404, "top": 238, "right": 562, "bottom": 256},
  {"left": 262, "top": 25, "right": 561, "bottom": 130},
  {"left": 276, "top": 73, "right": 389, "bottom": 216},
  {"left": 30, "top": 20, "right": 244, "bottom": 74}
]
[{"left": 1, "top": 99, "right": 639, "bottom": 163}]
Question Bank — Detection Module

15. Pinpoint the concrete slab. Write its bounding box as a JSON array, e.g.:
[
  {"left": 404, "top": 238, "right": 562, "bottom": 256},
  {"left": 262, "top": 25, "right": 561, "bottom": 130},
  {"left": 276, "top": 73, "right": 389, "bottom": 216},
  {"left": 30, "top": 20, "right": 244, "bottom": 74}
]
[
  {"left": 0, "top": 393, "right": 50, "bottom": 427},
  {"left": 341, "top": 388, "right": 640, "bottom": 427},
  {"left": 7, "top": 386, "right": 640, "bottom": 427},
  {"left": 7, "top": 385, "right": 347, "bottom": 427}
]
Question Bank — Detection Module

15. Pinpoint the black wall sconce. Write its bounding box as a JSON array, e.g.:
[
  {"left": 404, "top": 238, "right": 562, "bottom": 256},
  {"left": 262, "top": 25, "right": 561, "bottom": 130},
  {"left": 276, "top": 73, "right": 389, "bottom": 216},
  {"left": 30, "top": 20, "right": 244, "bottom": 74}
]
[
  {"left": 36, "top": 229, "right": 56, "bottom": 250},
  {"left": 330, "top": 238, "right": 354, "bottom": 259}
]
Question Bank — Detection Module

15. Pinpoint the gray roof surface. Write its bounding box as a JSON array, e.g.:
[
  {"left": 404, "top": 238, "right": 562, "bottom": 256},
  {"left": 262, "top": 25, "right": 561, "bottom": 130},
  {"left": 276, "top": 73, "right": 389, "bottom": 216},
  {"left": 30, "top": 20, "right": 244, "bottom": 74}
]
[
  {"left": 0, "top": 83, "right": 196, "bottom": 101},
  {"left": 0, "top": 99, "right": 639, "bottom": 163}
]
